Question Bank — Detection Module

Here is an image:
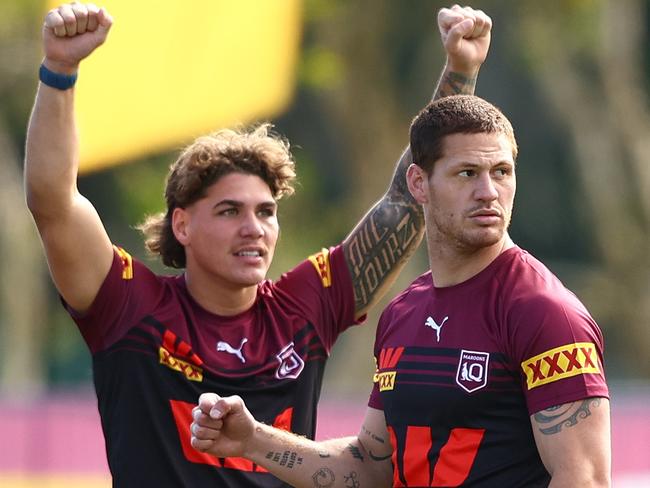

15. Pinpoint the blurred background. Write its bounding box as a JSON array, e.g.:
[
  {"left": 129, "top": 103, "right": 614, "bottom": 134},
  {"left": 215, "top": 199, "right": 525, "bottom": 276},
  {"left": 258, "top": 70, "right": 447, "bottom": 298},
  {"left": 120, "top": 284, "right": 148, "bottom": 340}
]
[{"left": 0, "top": 0, "right": 648, "bottom": 486}]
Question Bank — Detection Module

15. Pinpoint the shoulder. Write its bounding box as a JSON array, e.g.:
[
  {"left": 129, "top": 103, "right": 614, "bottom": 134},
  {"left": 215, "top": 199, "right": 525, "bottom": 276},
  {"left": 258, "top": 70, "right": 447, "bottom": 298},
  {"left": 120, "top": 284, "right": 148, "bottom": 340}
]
[{"left": 380, "top": 271, "right": 432, "bottom": 321}]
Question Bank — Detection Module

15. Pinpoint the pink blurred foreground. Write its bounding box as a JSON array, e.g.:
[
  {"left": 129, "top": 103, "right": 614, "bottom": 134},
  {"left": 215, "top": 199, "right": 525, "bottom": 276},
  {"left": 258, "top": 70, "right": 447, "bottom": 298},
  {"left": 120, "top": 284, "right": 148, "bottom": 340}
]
[{"left": 0, "top": 387, "right": 648, "bottom": 487}]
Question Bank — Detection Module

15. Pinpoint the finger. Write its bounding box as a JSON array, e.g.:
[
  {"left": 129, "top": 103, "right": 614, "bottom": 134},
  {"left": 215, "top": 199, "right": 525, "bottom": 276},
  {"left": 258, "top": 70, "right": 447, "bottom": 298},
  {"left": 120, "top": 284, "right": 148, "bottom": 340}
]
[
  {"left": 44, "top": 9, "right": 67, "bottom": 37},
  {"left": 58, "top": 4, "right": 78, "bottom": 37},
  {"left": 97, "top": 6, "right": 114, "bottom": 30},
  {"left": 437, "top": 8, "right": 465, "bottom": 33},
  {"left": 85, "top": 3, "right": 100, "bottom": 31},
  {"left": 474, "top": 10, "right": 492, "bottom": 39},
  {"left": 447, "top": 18, "right": 474, "bottom": 47},
  {"left": 191, "top": 421, "right": 221, "bottom": 440},
  {"left": 192, "top": 409, "right": 224, "bottom": 429},
  {"left": 198, "top": 392, "right": 221, "bottom": 415},
  {"left": 191, "top": 435, "right": 216, "bottom": 452},
  {"left": 70, "top": 3, "right": 89, "bottom": 34}
]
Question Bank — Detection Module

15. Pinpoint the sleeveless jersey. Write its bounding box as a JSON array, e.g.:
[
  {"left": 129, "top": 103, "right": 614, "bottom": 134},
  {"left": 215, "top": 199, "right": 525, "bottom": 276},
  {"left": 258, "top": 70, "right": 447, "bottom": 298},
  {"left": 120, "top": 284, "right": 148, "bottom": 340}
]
[
  {"left": 66, "top": 245, "right": 360, "bottom": 487},
  {"left": 369, "top": 246, "right": 608, "bottom": 487}
]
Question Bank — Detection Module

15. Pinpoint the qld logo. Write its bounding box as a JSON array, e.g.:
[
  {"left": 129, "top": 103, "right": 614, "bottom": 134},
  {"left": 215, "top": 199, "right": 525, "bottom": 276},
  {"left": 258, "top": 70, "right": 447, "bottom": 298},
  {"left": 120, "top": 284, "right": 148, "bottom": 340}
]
[
  {"left": 456, "top": 349, "right": 490, "bottom": 393},
  {"left": 275, "top": 343, "right": 305, "bottom": 380}
]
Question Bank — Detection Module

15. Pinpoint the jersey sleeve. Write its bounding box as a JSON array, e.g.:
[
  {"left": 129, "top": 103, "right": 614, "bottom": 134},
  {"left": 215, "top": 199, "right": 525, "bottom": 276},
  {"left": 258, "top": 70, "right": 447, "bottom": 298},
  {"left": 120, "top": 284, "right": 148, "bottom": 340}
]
[
  {"left": 506, "top": 288, "right": 609, "bottom": 415},
  {"left": 62, "top": 246, "right": 166, "bottom": 354},
  {"left": 271, "top": 244, "right": 364, "bottom": 353},
  {"left": 368, "top": 305, "right": 394, "bottom": 411}
]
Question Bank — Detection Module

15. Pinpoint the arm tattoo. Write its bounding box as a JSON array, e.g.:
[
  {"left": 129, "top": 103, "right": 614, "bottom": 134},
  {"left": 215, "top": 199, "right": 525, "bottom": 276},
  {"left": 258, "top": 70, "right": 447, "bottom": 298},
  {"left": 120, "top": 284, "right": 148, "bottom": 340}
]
[
  {"left": 359, "top": 436, "right": 391, "bottom": 462},
  {"left": 312, "top": 467, "right": 335, "bottom": 487},
  {"left": 433, "top": 71, "right": 477, "bottom": 100},
  {"left": 533, "top": 398, "right": 602, "bottom": 435},
  {"left": 344, "top": 471, "right": 361, "bottom": 488},
  {"left": 344, "top": 149, "right": 424, "bottom": 312},
  {"left": 361, "top": 425, "right": 386, "bottom": 444},
  {"left": 265, "top": 450, "right": 304, "bottom": 469},
  {"left": 346, "top": 443, "right": 364, "bottom": 462}
]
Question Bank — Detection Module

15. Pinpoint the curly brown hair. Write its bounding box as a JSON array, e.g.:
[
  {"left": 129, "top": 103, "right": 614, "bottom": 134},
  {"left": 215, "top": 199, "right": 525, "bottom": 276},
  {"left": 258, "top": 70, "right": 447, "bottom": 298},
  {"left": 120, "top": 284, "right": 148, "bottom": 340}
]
[{"left": 138, "top": 123, "right": 296, "bottom": 268}]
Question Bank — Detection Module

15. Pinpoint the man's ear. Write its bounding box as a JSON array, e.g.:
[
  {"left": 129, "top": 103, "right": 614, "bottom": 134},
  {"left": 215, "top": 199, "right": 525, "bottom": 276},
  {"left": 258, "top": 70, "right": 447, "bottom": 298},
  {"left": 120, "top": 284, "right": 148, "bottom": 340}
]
[
  {"left": 406, "top": 163, "right": 429, "bottom": 204},
  {"left": 172, "top": 207, "right": 190, "bottom": 245}
]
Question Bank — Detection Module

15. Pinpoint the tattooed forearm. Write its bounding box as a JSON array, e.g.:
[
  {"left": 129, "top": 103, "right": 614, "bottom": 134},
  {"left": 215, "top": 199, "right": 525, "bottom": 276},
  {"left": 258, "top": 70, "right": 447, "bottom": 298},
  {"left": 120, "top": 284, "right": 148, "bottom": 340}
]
[
  {"left": 433, "top": 71, "right": 477, "bottom": 100},
  {"left": 533, "top": 398, "right": 602, "bottom": 435},
  {"left": 265, "top": 450, "right": 304, "bottom": 469},
  {"left": 345, "top": 201, "right": 423, "bottom": 310},
  {"left": 312, "top": 467, "right": 335, "bottom": 487}
]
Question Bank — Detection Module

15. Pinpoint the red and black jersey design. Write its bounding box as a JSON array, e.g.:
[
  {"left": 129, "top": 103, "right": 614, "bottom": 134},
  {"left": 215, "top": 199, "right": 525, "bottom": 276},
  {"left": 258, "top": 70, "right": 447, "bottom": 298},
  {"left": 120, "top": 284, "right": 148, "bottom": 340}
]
[
  {"left": 65, "top": 245, "right": 360, "bottom": 487},
  {"left": 369, "top": 247, "right": 608, "bottom": 487}
]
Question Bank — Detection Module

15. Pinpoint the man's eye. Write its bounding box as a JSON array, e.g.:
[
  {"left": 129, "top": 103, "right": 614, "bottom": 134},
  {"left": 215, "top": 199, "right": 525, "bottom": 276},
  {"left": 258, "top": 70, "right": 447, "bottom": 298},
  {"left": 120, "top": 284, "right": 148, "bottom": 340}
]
[
  {"left": 258, "top": 208, "right": 275, "bottom": 217},
  {"left": 220, "top": 208, "right": 237, "bottom": 216},
  {"left": 459, "top": 170, "right": 475, "bottom": 177}
]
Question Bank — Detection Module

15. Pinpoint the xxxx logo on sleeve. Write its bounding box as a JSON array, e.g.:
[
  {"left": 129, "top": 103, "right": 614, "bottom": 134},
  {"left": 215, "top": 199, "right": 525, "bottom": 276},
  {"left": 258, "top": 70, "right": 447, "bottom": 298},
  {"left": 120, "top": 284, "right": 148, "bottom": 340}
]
[
  {"left": 521, "top": 342, "right": 600, "bottom": 390},
  {"left": 373, "top": 347, "right": 404, "bottom": 392},
  {"left": 308, "top": 248, "right": 332, "bottom": 288}
]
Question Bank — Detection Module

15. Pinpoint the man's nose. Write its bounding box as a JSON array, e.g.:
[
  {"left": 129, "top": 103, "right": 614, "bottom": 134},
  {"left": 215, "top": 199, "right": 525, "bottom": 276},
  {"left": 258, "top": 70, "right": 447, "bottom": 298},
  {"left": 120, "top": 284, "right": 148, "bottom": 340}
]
[
  {"left": 474, "top": 173, "right": 499, "bottom": 201},
  {"left": 240, "top": 213, "right": 264, "bottom": 237}
]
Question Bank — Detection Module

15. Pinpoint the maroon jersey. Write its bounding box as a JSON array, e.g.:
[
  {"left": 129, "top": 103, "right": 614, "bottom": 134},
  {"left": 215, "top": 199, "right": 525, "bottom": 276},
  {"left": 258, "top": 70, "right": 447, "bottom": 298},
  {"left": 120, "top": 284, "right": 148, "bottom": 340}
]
[
  {"left": 369, "top": 246, "right": 608, "bottom": 487},
  {"left": 65, "top": 245, "right": 360, "bottom": 487}
]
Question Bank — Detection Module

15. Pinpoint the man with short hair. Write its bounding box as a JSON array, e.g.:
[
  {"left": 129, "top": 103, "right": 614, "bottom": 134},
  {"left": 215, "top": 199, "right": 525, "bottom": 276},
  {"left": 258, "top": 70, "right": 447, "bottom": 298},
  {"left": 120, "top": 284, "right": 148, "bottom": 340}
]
[
  {"left": 25, "top": 3, "right": 493, "bottom": 487},
  {"left": 191, "top": 95, "right": 611, "bottom": 487}
]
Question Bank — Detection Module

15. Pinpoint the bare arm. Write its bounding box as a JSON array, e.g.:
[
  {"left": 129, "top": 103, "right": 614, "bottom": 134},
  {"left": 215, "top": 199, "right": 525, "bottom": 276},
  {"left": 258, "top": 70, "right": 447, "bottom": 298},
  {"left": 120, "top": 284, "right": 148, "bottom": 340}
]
[
  {"left": 343, "top": 6, "right": 492, "bottom": 318},
  {"left": 191, "top": 394, "right": 393, "bottom": 488},
  {"left": 25, "top": 3, "right": 114, "bottom": 313},
  {"left": 531, "top": 398, "right": 611, "bottom": 487}
]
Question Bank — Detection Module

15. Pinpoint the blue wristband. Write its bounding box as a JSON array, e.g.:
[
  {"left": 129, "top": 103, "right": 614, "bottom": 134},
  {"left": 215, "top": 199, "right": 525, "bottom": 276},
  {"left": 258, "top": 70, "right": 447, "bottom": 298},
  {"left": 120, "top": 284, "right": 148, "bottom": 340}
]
[{"left": 39, "top": 63, "right": 78, "bottom": 90}]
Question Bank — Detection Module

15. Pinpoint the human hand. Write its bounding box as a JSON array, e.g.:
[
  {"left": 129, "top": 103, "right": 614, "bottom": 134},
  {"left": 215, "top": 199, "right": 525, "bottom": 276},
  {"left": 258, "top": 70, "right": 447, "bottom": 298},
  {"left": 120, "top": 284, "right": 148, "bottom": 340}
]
[
  {"left": 42, "top": 2, "right": 113, "bottom": 74},
  {"left": 438, "top": 5, "right": 492, "bottom": 73},
  {"left": 190, "top": 393, "right": 257, "bottom": 458}
]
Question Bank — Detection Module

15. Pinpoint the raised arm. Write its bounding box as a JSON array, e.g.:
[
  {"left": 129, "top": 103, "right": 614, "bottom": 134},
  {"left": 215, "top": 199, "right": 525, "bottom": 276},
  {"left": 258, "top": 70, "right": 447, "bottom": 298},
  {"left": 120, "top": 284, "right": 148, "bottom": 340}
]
[
  {"left": 191, "top": 394, "right": 393, "bottom": 488},
  {"left": 343, "top": 5, "right": 492, "bottom": 318},
  {"left": 25, "top": 3, "right": 114, "bottom": 313},
  {"left": 531, "top": 398, "right": 611, "bottom": 487}
]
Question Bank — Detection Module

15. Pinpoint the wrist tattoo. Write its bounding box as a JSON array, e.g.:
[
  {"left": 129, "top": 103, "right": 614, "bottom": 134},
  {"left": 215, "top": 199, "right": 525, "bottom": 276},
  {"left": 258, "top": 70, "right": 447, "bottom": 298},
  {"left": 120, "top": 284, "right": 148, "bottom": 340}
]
[
  {"left": 265, "top": 450, "right": 304, "bottom": 469},
  {"left": 434, "top": 71, "right": 477, "bottom": 100},
  {"left": 533, "top": 398, "right": 602, "bottom": 435}
]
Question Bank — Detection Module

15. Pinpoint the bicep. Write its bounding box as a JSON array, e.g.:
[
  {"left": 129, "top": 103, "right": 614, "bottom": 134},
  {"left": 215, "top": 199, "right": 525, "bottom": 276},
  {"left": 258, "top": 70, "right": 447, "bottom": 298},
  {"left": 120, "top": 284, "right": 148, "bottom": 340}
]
[
  {"left": 36, "top": 192, "right": 114, "bottom": 312},
  {"left": 531, "top": 397, "right": 611, "bottom": 486}
]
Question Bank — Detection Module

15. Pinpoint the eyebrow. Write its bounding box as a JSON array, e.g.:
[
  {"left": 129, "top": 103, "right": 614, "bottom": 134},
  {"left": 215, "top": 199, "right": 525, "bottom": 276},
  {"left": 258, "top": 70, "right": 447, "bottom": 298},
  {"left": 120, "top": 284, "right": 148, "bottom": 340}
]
[{"left": 212, "top": 199, "right": 277, "bottom": 210}]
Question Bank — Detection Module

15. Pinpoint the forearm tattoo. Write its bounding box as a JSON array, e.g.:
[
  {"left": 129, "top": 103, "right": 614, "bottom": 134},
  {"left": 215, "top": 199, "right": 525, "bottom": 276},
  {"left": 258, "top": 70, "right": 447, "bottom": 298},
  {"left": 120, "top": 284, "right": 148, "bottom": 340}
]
[
  {"left": 533, "top": 398, "right": 602, "bottom": 435},
  {"left": 359, "top": 433, "right": 392, "bottom": 462},
  {"left": 344, "top": 471, "right": 361, "bottom": 488},
  {"left": 346, "top": 443, "right": 364, "bottom": 462},
  {"left": 265, "top": 450, "right": 304, "bottom": 469},
  {"left": 344, "top": 151, "right": 424, "bottom": 312},
  {"left": 433, "top": 71, "right": 477, "bottom": 100},
  {"left": 312, "top": 467, "right": 335, "bottom": 487}
]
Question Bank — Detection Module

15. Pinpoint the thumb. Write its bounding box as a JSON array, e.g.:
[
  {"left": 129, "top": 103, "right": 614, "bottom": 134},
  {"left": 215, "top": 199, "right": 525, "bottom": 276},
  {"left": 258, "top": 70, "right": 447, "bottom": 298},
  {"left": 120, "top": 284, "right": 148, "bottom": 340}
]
[
  {"left": 210, "top": 395, "right": 243, "bottom": 420},
  {"left": 96, "top": 7, "right": 113, "bottom": 36},
  {"left": 446, "top": 18, "right": 474, "bottom": 49}
]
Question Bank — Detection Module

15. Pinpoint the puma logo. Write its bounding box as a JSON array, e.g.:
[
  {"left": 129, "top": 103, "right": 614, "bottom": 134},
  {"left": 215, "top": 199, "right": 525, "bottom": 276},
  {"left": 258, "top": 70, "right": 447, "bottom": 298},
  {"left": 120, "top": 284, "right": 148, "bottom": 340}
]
[
  {"left": 216, "top": 338, "right": 248, "bottom": 363},
  {"left": 425, "top": 316, "right": 449, "bottom": 342}
]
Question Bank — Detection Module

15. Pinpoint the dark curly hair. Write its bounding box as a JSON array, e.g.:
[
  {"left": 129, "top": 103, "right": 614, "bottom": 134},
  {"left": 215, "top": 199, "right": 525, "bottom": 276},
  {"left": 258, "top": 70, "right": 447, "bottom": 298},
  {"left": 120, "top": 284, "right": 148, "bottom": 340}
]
[{"left": 138, "top": 123, "right": 296, "bottom": 268}]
